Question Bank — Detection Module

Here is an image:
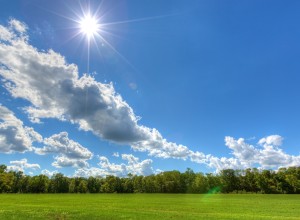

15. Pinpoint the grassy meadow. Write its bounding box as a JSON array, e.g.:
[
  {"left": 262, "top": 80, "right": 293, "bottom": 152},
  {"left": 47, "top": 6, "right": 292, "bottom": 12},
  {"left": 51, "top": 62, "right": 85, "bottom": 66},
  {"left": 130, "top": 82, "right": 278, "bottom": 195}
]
[{"left": 0, "top": 194, "right": 299, "bottom": 219}]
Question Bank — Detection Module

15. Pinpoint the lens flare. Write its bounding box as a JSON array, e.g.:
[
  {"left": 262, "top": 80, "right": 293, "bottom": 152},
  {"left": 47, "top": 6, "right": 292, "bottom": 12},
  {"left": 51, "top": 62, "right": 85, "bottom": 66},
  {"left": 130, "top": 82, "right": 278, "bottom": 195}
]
[{"left": 79, "top": 14, "right": 100, "bottom": 39}]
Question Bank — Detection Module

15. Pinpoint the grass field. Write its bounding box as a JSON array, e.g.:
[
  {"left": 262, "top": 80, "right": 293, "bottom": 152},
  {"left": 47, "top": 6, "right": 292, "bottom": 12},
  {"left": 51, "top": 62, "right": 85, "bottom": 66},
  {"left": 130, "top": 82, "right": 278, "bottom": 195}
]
[{"left": 0, "top": 194, "right": 299, "bottom": 219}]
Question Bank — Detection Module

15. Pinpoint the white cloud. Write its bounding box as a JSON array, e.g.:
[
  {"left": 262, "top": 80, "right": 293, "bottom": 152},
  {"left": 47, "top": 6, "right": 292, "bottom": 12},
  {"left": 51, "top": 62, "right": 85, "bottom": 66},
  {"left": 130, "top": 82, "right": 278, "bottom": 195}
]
[
  {"left": 35, "top": 132, "right": 93, "bottom": 159},
  {"left": 0, "top": 18, "right": 203, "bottom": 163},
  {"left": 74, "top": 167, "right": 106, "bottom": 177},
  {"left": 0, "top": 25, "right": 13, "bottom": 42},
  {"left": 122, "top": 154, "right": 139, "bottom": 164},
  {"left": 35, "top": 132, "right": 93, "bottom": 168},
  {"left": 112, "top": 152, "right": 119, "bottom": 157},
  {"left": 98, "top": 154, "right": 154, "bottom": 176},
  {"left": 0, "top": 19, "right": 26, "bottom": 43},
  {"left": 52, "top": 155, "right": 89, "bottom": 168},
  {"left": 41, "top": 169, "right": 58, "bottom": 177},
  {"left": 189, "top": 151, "right": 207, "bottom": 164},
  {"left": 0, "top": 105, "right": 92, "bottom": 167},
  {"left": 208, "top": 135, "right": 300, "bottom": 171},
  {"left": 7, "top": 158, "right": 40, "bottom": 172},
  {"left": 259, "top": 145, "right": 291, "bottom": 169},
  {"left": 258, "top": 135, "right": 283, "bottom": 147},
  {"left": 97, "top": 156, "right": 127, "bottom": 177},
  {"left": 0, "top": 105, "right": 43, "bottom": 153},
  {"left": 75, "top": 154, "right": 154, "bottom": 177},
  {"left": 6, "top": 165, "right": 24, "bottom": 172},
  {"left": 131, "top": 128, "right": 192, "bottom": 160},
  {"left": 1, "top": 19, "right": 300, "bottom": 174},
  {"left": 0, "top": 19, "right": 148, "bottom": 143},
  {"left": 9, "top": 19, "right": 27, "bottom": 34},
  {"left": 224, "top": 136, "right": 259, "bottom": 167},
  {"left": 207, "top": 156, "right": 242, "bottom": 172}
]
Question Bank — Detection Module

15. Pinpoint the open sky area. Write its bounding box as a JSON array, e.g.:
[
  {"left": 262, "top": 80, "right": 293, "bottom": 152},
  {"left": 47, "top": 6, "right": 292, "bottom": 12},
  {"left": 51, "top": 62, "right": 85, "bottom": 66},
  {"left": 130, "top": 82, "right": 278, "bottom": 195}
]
[{"left": 0, "top": 0, "right": 300, "bottom": 177}]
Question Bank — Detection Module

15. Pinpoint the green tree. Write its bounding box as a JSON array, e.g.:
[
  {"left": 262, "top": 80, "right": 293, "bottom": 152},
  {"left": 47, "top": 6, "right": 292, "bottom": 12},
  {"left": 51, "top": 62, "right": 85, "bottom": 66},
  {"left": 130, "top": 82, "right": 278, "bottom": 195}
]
[
  {"left": 28, "top": 175, "right": 49, "bottom": 193},
  {"left": 100, "top": 176, "right": 119, "bottom": 193},
  {"left": 206, "top": 173, "right": 221, "bottom": 193},
  {"left": 50, "top": 173, "right": 69, "bottom": 193},
  {"left": 87, "top": 177, "right": 101, "bottom": 193},
  {"left": 0, "top": 172, "right": 14, "bottom": 193},
  {"left": 192, "top": 173, "right": 209, "bottom": 193},
  {"left": 182, "top": 168, "right": 196, "bottom": 193},
  {"left": 11, "top": 171, "right": 25, "bottom": 193},
  {"left": 19, "top": 175, "right": 30, "bottom": 193},
  {"left": 78, "top": 179, "right": 88, "bottom": 193},
  {"left": 0, "top": 165, "right": 7, "bottom": 173},
  {"left": 257, "top": 170, "right": 278, "bottom": 194},
  {"left": 132, "top": 175, "right": 144, "bottom": 193},
  {"left": 220, "top": 169, "right": 239, "bottom": 193},
  {"left": 123, "top": 177, "right": 134, "bottom": 193}
]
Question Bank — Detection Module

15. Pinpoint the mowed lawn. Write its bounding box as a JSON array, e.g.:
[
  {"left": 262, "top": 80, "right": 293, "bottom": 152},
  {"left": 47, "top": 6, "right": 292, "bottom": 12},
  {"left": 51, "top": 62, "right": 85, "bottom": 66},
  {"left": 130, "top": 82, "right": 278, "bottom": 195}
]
[{"left": 0, "top": 194, "right": 299, "bottom": 219}]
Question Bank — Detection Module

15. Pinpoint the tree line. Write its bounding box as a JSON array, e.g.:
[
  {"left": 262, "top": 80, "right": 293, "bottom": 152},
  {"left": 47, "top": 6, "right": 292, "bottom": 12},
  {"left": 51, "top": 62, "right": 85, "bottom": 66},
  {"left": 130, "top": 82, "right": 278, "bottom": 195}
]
[{"left": 0, "top": 165, "right": 300, "bottom": 194}]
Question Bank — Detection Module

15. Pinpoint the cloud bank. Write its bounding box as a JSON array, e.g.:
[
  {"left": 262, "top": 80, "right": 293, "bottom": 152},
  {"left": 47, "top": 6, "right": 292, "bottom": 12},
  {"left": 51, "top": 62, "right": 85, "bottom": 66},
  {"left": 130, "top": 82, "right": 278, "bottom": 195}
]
[{"left": 1, "top": 19, "right": 300, "bottom": 175}]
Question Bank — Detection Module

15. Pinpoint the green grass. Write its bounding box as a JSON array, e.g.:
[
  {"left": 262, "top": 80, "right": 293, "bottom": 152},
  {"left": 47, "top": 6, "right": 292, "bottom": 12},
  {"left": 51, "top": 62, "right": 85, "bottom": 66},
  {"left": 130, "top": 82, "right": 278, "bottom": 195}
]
[{"left": 0, "top": 194, "right": 299, "bottom": 219}]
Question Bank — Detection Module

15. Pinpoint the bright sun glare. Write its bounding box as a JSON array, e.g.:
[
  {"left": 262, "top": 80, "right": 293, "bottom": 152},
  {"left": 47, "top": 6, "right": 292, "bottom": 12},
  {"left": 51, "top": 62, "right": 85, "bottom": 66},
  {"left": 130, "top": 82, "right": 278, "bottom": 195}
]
[{"left": 80, "top": 14, "right": 100, "bottom": 38}]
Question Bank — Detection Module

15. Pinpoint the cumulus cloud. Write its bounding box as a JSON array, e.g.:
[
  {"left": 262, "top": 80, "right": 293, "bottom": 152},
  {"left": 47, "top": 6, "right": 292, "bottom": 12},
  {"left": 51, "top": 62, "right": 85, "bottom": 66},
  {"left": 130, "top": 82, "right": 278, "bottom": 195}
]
[
  {"left": 132, "top": 128, "right": 192, "bottom": 159},
  {"left": 35, "top": 132, "right": 92, "bottom": 168},
  {"left": 52, "top": 155, "right": 89, "bottom": 168},
  {"left": 99, "top": 154, "right": 154, "bottom": 176},
  {"left": 258, "top": 135, "right": 283, "bottom": 147},
  {"left": 0, "top": 25, "right": 13, "bottom": 42},
  {"left": 35, "top": 132, "right": 93, "bottom": 160},
  {"left": 225, "top": 136, "right": 259, "bottom": 167},
  {"left": 207, "top": 135, "right": 300, "bottom": 172},
  {"left": 258, "top": 145, "right": 292, "bottom": 169},
  {"left": 74, "top": 167, "right": 106, "bottom": 178},
  {"left": 1, "top": 19, "right": 300, "bottom": 174},
  {"left": 9, "top": 19, "right": 27, "bottom": 34},
  {"left": 0, "top": 20, "right": 145, "bottom": 142},
  {"left": 206, "top": 156, "right": 242, "bottom": 172},
  {"left": 41, "top": 169, "right": 58, "bottom": 177},
  {"left": 0, "top": 105, "right": 42, "bottom": 153},
  {"left": 75, "top": 154, "right": 155, "bottom": 177},
  {"left": 0, "top": 105, "right": 92, "bottom": 168},
  {"left": 0, "top": 18, "right": 202, "bottom": 162},
  {"left": 256, "top": 135, "right": 299, "bottom": 169},
  {"left": 7, "top": 158, "right": 40, "bottom": 172}
]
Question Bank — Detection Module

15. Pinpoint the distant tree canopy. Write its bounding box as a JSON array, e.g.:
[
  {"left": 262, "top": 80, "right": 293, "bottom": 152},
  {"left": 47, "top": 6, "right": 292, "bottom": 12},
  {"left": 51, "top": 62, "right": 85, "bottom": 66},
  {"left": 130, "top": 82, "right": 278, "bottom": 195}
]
[{"left": 0, "top": 165, "right": 300, "bottom": 194}]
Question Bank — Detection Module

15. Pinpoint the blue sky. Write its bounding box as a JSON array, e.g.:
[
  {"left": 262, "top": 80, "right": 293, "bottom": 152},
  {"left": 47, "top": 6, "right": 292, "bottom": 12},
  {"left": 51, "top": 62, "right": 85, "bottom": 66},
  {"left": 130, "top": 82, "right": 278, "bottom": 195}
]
[{"left": 0, "top": 0, "right": 300, "bottom": 177}]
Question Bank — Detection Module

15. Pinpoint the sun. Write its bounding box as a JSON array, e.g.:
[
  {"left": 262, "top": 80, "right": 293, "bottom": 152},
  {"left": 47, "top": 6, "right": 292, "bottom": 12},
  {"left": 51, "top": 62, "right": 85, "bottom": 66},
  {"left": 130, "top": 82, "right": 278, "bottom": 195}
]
[{"left": 79, "top": 14, "right": 100, "bottom": 39}]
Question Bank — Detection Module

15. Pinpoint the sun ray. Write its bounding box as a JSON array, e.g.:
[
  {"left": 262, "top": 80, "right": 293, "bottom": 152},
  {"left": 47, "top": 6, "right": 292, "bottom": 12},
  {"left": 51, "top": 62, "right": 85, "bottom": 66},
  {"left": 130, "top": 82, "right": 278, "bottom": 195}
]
[
  {"left": 39, "top": 2, "right": 177, "bottom": 77},
  {"left": 101, "top": 13, "right": 178, "bottom": 27}
]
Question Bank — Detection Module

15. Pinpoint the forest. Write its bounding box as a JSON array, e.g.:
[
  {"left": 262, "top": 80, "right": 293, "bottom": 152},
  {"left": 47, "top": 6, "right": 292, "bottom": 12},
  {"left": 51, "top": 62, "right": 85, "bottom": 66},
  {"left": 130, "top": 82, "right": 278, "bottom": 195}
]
[{"left": 0, "top": 165, "right": 300, "bottom": 194}]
